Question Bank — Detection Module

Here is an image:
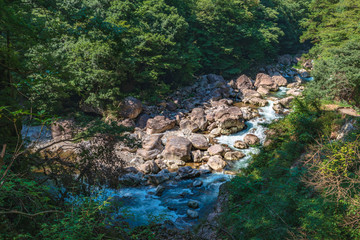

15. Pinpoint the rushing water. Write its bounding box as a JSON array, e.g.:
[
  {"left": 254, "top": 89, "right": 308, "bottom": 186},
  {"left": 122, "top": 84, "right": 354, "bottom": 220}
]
[{"left": 23, "top": 86, "right": 291, "bottom": 229}]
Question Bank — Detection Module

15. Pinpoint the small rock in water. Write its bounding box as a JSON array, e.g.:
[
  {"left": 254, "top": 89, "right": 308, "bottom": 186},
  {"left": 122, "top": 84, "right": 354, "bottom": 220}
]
[
  {"left": 192, "top": 180, "right": 203, "bottom": 187},
  {"left": 234, "top": 140, "right": 248, "bottom": 149},
  {"left": 155, "top": 185, "right": 166, "bottom": 196},
  {"left": 188, "top": 200, "right": 200, "bottom": 209},
  {"left": 187, "top": 209, "right": 199, "bottom": 219}
]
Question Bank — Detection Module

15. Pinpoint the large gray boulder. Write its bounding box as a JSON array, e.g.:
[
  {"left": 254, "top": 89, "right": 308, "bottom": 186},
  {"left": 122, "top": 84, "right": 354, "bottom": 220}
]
[
  {"left": 224, "top": 151, "right": 245, "bottom": 161},
  {"left": 214, "top": 107, "right": 245, "bottom": 135},
  {"left": 272, "top": 74, "right": 288, "bottom": 86},
  {"left": 244, "top": 134, "right": 260, "bottom": 146},
  {"left": 189, "top": 108, "right": 208, "bottom": 131},
  {"left": 163, "top": 136, "right": 192, "bottom": 161},
  {"left": 118, "top": 97, "right": 143, "bottom": 119},
  {"left": 236, "top": 74, "right": 254, "bottom": 91},
  {"left": 189, "top": 134, "right": 209, "bottom": 150},
  {"left": 208, "top": 144, "right": 224, "bottom": 156},
  {"left": 208, "top": 155, "right": 226, "bottom": 171},
  {"left": 255, "top": 73, "right": 278, "bottom": 91},
  {"left": 146, "top": 116, "right": 176, "bottom": 134}
]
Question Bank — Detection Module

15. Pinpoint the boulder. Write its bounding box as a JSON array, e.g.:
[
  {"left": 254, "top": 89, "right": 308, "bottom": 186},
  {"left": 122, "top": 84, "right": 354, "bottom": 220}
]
[
  {"left": 178, "top": 166, "right": 200, "bottom": 179},
  {"left": 199, "top": 164, "right": 211, "bottom": 171},
  {"left": 242, "top": 89, "right": 262, "bottom": 99},
  {"left": 192, "top": 150, "right": 203, "bottom": 163},
  {"left": 257, "top": 86, "right": 270, "bottom": 96},
  {"left": 240, "top": 107, "right": 259, "bottom": 120},
  {"left": 118, "top": 97, "right": 143, "bottom": 119},
  {"left": 208, "top": 155, "right": 226, "bottom": 171},
  {"left": 214, "top": 107, "right": 245, "bottom": 135},
  {"left": 234, "top": 140, "right": 248, "bottom": 149},
  {"left": 155, "top": 185, "right": 166, "bottom": 196},
  {"left": 243, "top": 97, "right": 268, "bottom": 107},
  {"left": 208, "top": 144, "right": 224, "bottom": 156},
  {"left": 142, "top": 134, "right": 163, "bottom": 150},
  {"left": 272, "top": 74, "right": 288, "bottom": 86},
  {"left": 163, "top": 159, "right": 186, "bottom": 170},
  {"left": 119, "top": 173, "right": 143, "bottom": 187},
  {"left": 272, "top": 102, "right": 284, "bottom": 114},
  {"left": 179, "top": 119, "right": 199, "bottom": 133},
  {"left": 236, "top": 74, "right": 254, "bottom": 91},
  {"left": 147, "top": 169, "right": 171, "bottom": 185},
  {"left": 146, "top": 116, "right": 176, "bottom": 134},
  {"left": 255, "top": 73, "right": 278, "bottom": 91},
  {"left": 137, "top": 160, "right": 160, "bottom": 174},
  {"left": 279, "top": 96, "right": 294, "bottom": 108},
  {"left": 193, "top": 180, "right": 203, "bottom": 187},
  {"left": 189, "top": 108, "right": 208, "bottom": 131},
  {"left": 189, "top": 134, "right": 209, "bottom": 150},
  {"left": 187, "top": 209, "right": 199, "bottom": 219},
  {"left": 224, "top": 151, "right": 245, "bottom": 161},
  {"left": 136, "top": 114, "right": 150, "bottom": 129},
  {"left": 188, "top": 200, "right": 200, "bottom": 209},
  {"left": 163, "top": 136, "right": 192, "bottom": 161},
  {"left": 137, "top": 148, "right": 161, "bottom": 160},
  {"left": 244, "top": 134, "right": 260, "bottom": 146},
  {"left": 287, "top": 88, "right": 302, "bottom": 97}
]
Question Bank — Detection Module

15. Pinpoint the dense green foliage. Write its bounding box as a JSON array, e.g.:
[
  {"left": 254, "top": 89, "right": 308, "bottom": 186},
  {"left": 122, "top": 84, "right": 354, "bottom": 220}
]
[
  {"left": 1, "top": 0, "right": 310, "bottom": 115},
  {"left": 220, "top": 99, "right": 360, "bottom": 239},
  {"left": 302, "top": 0, "right": 360, "bottom": 106}
]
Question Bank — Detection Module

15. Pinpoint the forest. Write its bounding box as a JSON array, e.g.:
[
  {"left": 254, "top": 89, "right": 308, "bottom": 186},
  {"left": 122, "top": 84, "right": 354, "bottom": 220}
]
[{"left": 1, "top": 0, "right": 359, "bottom": 239}]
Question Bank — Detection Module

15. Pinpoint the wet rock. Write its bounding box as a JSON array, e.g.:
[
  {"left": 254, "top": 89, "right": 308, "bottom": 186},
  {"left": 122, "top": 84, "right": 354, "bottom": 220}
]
[
  {"left": 298, "top": 69, "right": 310, "bottom": 78},
  {"left": 208, "top": 144, "right": 224, "bottom": 156},
  {"left": 178, "top": 166, "right": 200, "bottom": 179},
  {"left": 155, "top": 185, "right": 166, "bottom": 196},
  {"left": 187, "top": 209, "right": 199, "bottom": 219},
  {"left": 193, "top": 180, "right": 203, "bottom": 187},
  {"left": 138, "top": 160, "right": 160, "bottom": 174},
  {"left": 117, "top": 97, "right": 143, "bottom": 119},
  {"left": 146, "top": 116, "right": 176, "bottom": 134},
  {"left": 148, "top": 169, "right": 171, "bottom": 185},
  {"left": 163, "top": 136, "right": 192, "bottom": 161},
  {"left": 272, "top": 74, "right": 288, "bottom": 86},
  {"left": 234, "top": 140, "right": 248, "bottom": 149},
  {"left": 119, "top": 173, "right": 143, "bottom": 187},
  {"left": 244, "top": 134, "right": 260, "bottom": 146},
  {"left": 224, "top": 151, "right": 245, "bottom": 161},
  {"left": 208, "top": 155, "right": 226, "bottom": 171},
  {"left": 188, "top": 200, "right": 200, "bottom": 209},
  {"left": 189, "top": 134, "right": 209, "bottom": 150}
]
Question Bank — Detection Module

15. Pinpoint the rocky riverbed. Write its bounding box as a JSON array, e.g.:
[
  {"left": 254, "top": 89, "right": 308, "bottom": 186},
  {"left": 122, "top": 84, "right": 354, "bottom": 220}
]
[{"left": 22, "top": 54, "right": 312, "bottom": 230}]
